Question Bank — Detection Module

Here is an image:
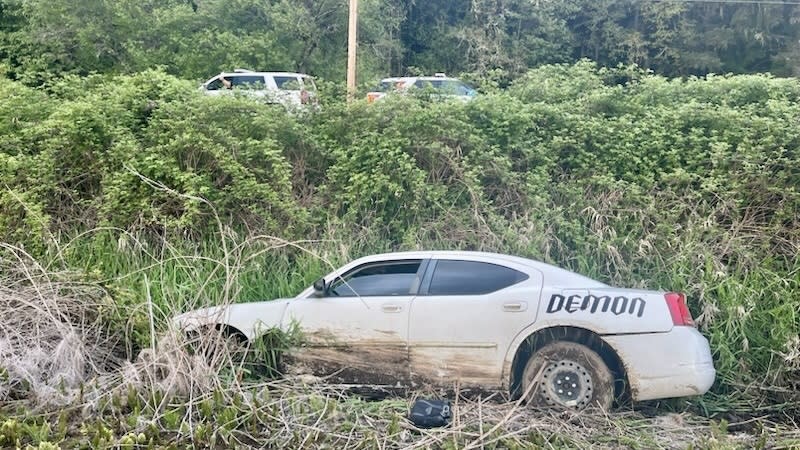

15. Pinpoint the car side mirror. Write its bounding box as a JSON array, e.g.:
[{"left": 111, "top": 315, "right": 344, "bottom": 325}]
[{"left": 312, "top": 278, "right": 327, "bottom": 297}]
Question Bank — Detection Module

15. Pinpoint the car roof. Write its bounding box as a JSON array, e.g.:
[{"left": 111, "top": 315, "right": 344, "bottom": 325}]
[
  {"left": 350, "top": 251, "right": 608, "bottom": 287},
  {"left": 379, "top": 76, "right": 462, "bottom": 83},
  {"left": 217, "top": 71, "right": 313, "bottom": 78}
]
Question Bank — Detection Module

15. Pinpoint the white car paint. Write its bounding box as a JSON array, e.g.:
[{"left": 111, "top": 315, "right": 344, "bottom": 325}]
[
  {"left": 603, "top": 327, "right": 716, "bottom": 400},
  {"left": 172, "top": 251, "right": 716, "bottom": 402}
]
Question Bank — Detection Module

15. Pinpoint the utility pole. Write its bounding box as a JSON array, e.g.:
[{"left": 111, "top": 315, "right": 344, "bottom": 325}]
[{"left": 346, "top": 0, "right": 358, "bottom": 101}]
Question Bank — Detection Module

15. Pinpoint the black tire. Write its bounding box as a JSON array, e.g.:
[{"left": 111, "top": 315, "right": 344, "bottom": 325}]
[{"left": 521, "top": 341, "right": 614, "bottom": 411}]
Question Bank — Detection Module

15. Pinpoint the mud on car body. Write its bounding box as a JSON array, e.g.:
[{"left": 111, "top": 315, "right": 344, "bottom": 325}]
[{"left": 173, "top": 251, "right": 715, "bottom": 410}]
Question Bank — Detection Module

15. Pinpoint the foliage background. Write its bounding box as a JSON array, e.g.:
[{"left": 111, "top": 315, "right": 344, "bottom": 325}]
[{"left": 2, "top": 0, "right": 800, "bottom": 84}]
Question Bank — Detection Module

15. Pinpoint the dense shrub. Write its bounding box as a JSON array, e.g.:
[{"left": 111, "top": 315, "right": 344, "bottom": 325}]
[{"left": 0, "top": 70, "right": 309, "bottom": 241}]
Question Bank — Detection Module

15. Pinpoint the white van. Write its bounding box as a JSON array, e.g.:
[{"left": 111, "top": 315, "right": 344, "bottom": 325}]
[{"left": 201, "top": 70, "right": 318, "bottom": 109}]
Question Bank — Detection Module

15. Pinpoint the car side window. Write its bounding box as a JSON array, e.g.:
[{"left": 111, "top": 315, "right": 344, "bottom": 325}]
[
  {"left": 413, "top": 80, "right": 433, "bottom": 89},
  {"left": 328, "top": 260, "right": 422, "bottom": 297},
  {"left": 427, "top": 260, "right": 528, "bottom": 296},
  {"left": 231, "top": 75, "right": 265, "bottom": 89},
  {"left": 446, "top": 80, "right": 472, "bottom": 95},
  {"left": 274, "top": 76, "right": 302, "bottom": 90}
]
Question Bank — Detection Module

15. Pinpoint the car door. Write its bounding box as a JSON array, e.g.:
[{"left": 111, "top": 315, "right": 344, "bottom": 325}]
[
  {"left": 408, "top": 257, "right": 543, "bottom": 388},
  {"left": 283, "top": 259, "right": 428, "bottom": 385}
]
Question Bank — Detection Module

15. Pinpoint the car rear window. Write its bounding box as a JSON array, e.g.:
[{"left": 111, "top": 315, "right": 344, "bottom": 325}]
[{"left": 427, "top": 260, "right": 528, "bottom": 296}]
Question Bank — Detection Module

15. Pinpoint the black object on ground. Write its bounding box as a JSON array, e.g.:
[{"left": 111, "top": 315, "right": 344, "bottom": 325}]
[{"left": 409, "top": 399, "right": 452, "bottom": 428}]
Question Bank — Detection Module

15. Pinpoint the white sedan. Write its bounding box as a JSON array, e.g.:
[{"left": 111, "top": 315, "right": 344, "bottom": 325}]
[{"left": 173, "top": 251, "right": 716, "bottom": 410}]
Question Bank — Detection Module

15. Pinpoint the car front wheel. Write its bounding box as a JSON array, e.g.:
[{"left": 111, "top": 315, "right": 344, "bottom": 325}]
[{"left": 521, "top": 341, "right": 614, "bottom": 411}]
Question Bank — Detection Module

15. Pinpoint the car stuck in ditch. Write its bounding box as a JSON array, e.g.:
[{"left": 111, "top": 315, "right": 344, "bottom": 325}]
[{"left": 172, "top": 251, "right": 716, "bottom": 410}]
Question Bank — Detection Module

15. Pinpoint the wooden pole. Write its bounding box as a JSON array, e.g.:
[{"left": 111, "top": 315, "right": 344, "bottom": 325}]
[{"left": 346, "top": 0, "right": 358, "bottom": 101}]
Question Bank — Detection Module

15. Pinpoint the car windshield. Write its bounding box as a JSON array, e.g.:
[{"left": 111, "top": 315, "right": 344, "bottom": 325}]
[{"left": 205, "top": 78, "right": 224, "bottom": 90}]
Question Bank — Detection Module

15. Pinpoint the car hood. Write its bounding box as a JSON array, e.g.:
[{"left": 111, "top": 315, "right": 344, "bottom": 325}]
[{"left": 171, "top": 298, "right": 292, "bottom": 340}]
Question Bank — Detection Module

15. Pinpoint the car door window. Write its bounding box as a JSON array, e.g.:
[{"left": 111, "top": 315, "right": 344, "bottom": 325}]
[
  {"left": 230, "top": 75, "right": 265, "bottom": 89},
  {"left": 443, "top": 80, "right": 473, "bottom": 95},
  {"left": 427, "top": 260, "right": 528, "bottom": 296},
  {"left": 329, "top": 260, "right": 422, "bottom": 297}
]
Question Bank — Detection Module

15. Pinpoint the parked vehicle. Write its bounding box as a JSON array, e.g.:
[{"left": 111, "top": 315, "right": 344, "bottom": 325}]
[
  {"left": 201, "top": 70, "right": 318, "bottom": 108},
  {"left": 366, "top": 74, "right": 477, "bottom": 103},
  {"left": 173, "top": 251, "right": 715, "bottom": 410}
]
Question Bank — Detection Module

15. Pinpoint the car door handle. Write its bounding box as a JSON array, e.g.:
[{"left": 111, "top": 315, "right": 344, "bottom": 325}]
[
  {"left": 503, "top": 302, "right": 527, "bottom": 312},
  {"left": 382, "top": 304, "right": 402, "bottom": 313}
]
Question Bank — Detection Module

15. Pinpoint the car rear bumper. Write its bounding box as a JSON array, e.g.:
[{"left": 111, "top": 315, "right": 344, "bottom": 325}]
[{"left": 602, "top": 327, "right": 716, "bottom": 402}]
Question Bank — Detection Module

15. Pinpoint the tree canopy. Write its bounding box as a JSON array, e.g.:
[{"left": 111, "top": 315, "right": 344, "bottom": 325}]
[{"left": 1, "top": 0, "right": 799, "bottom": 84}]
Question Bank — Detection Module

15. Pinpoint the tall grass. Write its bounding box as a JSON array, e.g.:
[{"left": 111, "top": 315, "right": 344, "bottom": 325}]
[{"left": 0, "top": 205, "right": 797, "bottom": 448}]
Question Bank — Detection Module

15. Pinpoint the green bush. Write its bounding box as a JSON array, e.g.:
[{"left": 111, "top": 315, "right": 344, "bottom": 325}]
[{"left": 0, "top": 71, "right": 309, "bottom": 240}]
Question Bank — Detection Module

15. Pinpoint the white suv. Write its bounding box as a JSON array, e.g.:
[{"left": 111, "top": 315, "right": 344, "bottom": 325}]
[
  {"left": 367, "top": 74, "right": 477, "bottom": 103},
  {"left": 201, "top": 70, "right": 318, "bottom": 109}
]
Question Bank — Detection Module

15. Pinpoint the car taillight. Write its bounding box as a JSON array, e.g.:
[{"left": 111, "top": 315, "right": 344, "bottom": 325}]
[
  {"left": 665, "top": 292, "right": 695, "bottom": 327},
  {"left": 367, "top": 92, "right": 381, "bottom": 103}
]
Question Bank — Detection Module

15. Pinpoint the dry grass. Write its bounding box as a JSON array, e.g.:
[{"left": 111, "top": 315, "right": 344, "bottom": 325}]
[
  {"left": 69, "top": 377, "right": 800, "bottom": 449},
  {"left": 0, "top": 244, "right": 124, "bottom": 408}
]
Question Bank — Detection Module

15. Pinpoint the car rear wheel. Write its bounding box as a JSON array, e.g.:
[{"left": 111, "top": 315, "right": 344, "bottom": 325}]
[{"left": 521, "top": 341, "right": 614, "bottom": 411}]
